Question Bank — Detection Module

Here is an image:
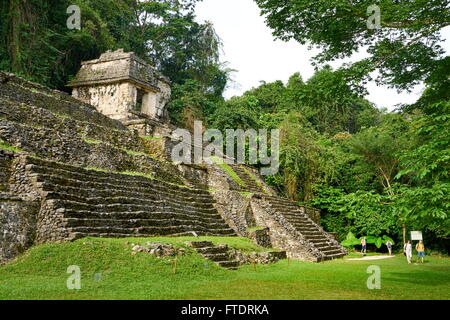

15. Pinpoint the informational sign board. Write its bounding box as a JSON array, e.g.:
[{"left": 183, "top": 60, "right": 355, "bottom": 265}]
[{"left": 411, "top": 231, "right": 423, "bottom": 241}]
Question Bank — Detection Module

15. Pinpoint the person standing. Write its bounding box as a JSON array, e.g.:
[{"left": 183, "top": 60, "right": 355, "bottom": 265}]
[
  {"left": 404, "top": 240, "right": 412, "bottom": 264},
  {"left": 361, "top": 237, "right": 367, "bottom": 255},
  {"left": 416, "top": 240, "right": 425, "bottom": 263},
  {"left": 386, "top": 240, "right": 393, "bottom": 255}
]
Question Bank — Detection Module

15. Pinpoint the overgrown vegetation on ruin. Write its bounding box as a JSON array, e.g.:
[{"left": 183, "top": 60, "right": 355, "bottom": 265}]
[{"left": 0, "top": 0, "right": 448, "bottom": 252}]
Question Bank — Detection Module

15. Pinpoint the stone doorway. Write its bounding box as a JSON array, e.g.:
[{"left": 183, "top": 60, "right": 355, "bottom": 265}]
[{"left": 135, "top": 88, "right": 146, "bottom": 112}]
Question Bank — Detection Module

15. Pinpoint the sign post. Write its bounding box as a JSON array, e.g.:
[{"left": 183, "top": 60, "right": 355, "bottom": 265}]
[{"left": 411, "top": 231, "right": 423, "bottom": 241}]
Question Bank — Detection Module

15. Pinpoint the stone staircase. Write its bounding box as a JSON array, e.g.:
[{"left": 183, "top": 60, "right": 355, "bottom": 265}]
[
  {"left": 230, "top": 164, "right": 264, "bottom": 193},
  {"left": 261, "top": 195, "right": 346, "bottom": 261},
  {"left": 186, "top": 241, "right": 240, "bottom": 270},
  {"left": 25, "top": 157, "right": 236, "bottom": 241}
]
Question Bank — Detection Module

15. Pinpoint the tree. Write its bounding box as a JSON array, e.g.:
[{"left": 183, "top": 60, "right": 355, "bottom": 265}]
[
  {"left": 348, "top": 113, "right": 411, "bottom": 196},
  {"left": 241, "top": 67, "right": 379, "bottom": 135},
  {"left": 0, "top": 0, "right": 229, "bottom": 97},
  {"left": 255, "top": 0, "right": 450, "bottom": 101},
  {"left": 208, "top": 95, "right": 260, "bottom": 131},
  {"left": 277, "top": 112, "right": 324, "bottom": 201},
  {"left": 244, "top": 80, "right": 289, "bottom": 113},
  {"left": 294, "top": 65, "right": 372, "bottom": 134},
  {"left": 394, "top": 101, "right": 450, "bottom": 239}
]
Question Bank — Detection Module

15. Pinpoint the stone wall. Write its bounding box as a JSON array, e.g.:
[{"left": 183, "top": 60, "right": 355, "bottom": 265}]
[
  {"left": 0, "top": 193, "right": 39, "bottom": 264},
  {"left": 0, "top": 153, "right": 40, "bottom": 265},
  {"left": 73, "top": 82, "right": 135, "bottom": 120},
  {"left": 304, "top": 206, "right": 321, "bottom": 225},
  {"left": 247, "top": 228, "right": 272, "bottom": 248},
  {"left": 0, "top": 150, "right": 13, "bottom": 191},
  {"left": 177, "top": 164, "right": 209, "bottom": 189},
  {"left": 211, "top": 190, "right": 253, "bottom": 236}
]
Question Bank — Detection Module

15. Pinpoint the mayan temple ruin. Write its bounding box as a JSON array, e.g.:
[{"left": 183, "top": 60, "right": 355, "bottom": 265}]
[{"left": 0, "top": 49, "right": 346, "bottom": 267}]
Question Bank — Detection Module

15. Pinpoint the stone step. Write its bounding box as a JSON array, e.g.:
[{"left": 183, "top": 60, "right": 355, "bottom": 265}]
[
  {"left": 69, "top": 230, "right": 216, "bottom": 240},
  {"left": 320, "top": 248, "right": 344, "bottom": 255},
  {"left": 302, "top": 234, "right": 324, "bottom": 240},
  {"left": 64, "top": 217, "right": 233, "bottom": 231},
  {"left": 26, "top": 160, "right": 212, "bottom": 198},
  {"left": 186, "top": 242, "right": 239, "bottom": 269},
  {"left": 308, "top": 238, "right": 331, "bottom": 245},
  {"left": 186, "top": 241, "right": 214, "bottom": 249},
  {"left": 260, "top": 195, "right": 348, "bottom": 260},
  {"left": 322, "top": 252, "right": 347, "bottom": 261},
  {"left": 196, "top": 246, "right": 229, "bottom": 255},
  {"left": 288, "top": 218, "right": 317, "bottom": 224},
  {"left": 287, "top": 220, "right": 317, "bottom": 228},
  {"left": 295, "top": 229, "right": 322, "bottom": 236},
  {"left": 50, "top": 198, "right": 219, "bottom": 218},
  {"left": 62, "top": 209, "right": 227, "bottom": 225},
  {"left": 202, "top": 253, "right": 231, "bottom": 262},
  {"left": 290, "top": 223, "right": 320, "bottom": 231},
  {"left": 44, "top": 189, "right": 215, "bottom": 211},
  {"left": 39, "top": 180, "right": 215, "bottom": 204},
  {"left": 217, "top": 260, "right": 240, "bottom": 269},
  {"left": 281, "top": 212, "right": 310, "bottom": 219},
  {"left": 314, "top": 242, "right": 333, "bottom": 249},
  {"left": 229, "top": 166, "right": 263, "bottom": 192},
  {"left": 292, "top": 225, "right": 319, "bottom": 232},
  {"left": 32, "top": 169, "right": 213, "bottom": 202},
  {"left": 27, "top": 157, "right": 206, "bottom": 190},
  {"left": 316, "top": 244, "right": 342, "bottom": 252},
  {"left": 269, "top": 202, "right": 300, "bottom": 208},
  {"left": 68, "top": 225, "right": 235, "bottom": 237}
]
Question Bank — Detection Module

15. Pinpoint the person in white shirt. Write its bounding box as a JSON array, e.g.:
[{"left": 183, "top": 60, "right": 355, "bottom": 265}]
[
  {"left": 386, "top": 240, "right": 393, "bottom": 255},
  {"left": 404, "top": 240, "right": 412, "bottom": 264}
]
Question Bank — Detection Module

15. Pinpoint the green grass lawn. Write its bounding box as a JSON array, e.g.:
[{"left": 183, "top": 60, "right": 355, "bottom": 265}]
[{"left": 0, "top": 237, "right": 448, "bottom": 300}]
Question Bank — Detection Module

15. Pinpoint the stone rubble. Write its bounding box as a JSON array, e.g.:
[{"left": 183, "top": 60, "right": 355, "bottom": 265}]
[{"left": 130, "top": 242, "right": 185, "bottom": 257}]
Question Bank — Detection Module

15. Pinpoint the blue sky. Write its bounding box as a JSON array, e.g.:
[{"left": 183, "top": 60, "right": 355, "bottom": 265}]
[{"left": 195, "top": 0, "right": 450, "bottom": 110}]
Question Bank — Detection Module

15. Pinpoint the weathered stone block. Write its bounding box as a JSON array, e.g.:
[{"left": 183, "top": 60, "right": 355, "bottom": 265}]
[{"left": 0, "top": 194, "right": 39, "bottom": 264}]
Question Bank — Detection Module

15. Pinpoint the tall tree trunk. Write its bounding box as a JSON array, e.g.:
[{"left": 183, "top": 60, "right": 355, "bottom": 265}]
[{"left": 401, "top": 220, "right": 406, "bottom": 245}]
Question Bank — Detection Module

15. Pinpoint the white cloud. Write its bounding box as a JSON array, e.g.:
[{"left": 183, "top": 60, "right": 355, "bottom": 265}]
[{"left": 195, "top": 0, "right": 450, "bottom": 111}]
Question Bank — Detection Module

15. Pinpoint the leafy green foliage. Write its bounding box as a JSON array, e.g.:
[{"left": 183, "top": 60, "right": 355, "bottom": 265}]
[
  {"left": 209, "top": 95, "right": 260, "bottom": 131},
  {"left": 341, "top": 232, "right": 395, "bottom": 249},
  {"left": 0, "top": 0, "right": 227, "bottom": 99},
  {"left": 347, "top": 113, "right": 411, "bottom": 195},
  {"left": 340, "top": 232, "right": 361, "bottom": 248},
  {"left": 394, "top": 101, "right": 450, "bottom": 238},
  {"left": 255, "top": 0, "right": 450, "bottom": 101}
]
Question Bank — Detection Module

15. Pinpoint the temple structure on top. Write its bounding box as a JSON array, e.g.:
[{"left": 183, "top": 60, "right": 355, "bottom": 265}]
[{"left": 67, "top": 49, "right": 172, "bottom": 135}]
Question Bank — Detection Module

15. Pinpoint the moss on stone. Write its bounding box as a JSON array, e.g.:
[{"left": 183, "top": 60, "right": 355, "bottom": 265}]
[
  {"left": 122, "top": 148, "right": 153, "bottom": 158},
  {"left": 241, "top": 166, "right": 268, "bottom": 194},
  {"left": 84, "top": 166, "right": 109, "bottom": 173},
  {"left": 211, "top": 156, "right": 247, "bottom": 187},
  {"left": 83, "top": 138, "right": 102, "bottom": 145},
  {"left": 245, "top": 226, "right": 266, "bottom": 232},
  {"left": 0, "top": 140, "right": 21, "bottom": 153},
  {"left": 140, "top": 136, "right": 164, "bottom": 140},
  {"left": 239, "top": 191, "right": 253, "bottom": 197},
  {"left": 120, "top": 170, "right": 155, "bottom": 180}
]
